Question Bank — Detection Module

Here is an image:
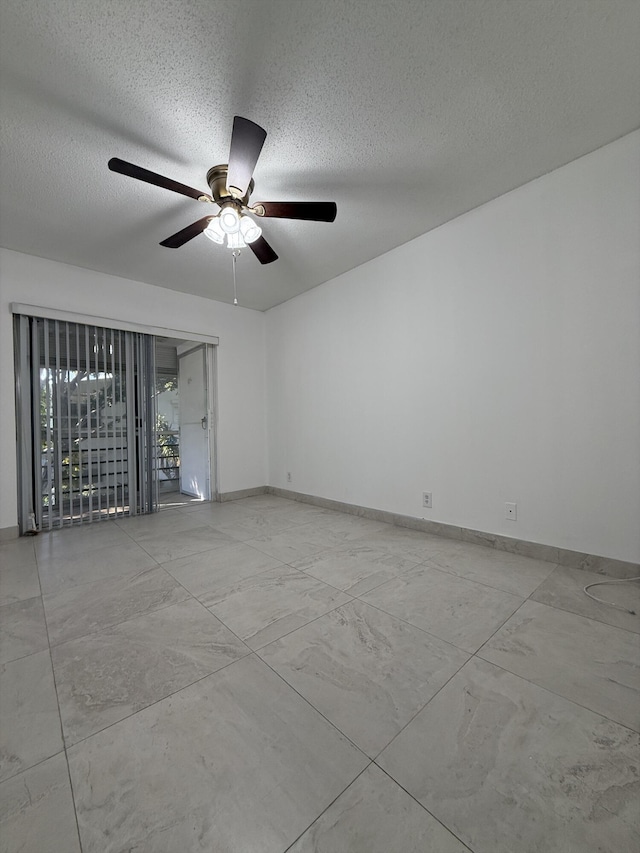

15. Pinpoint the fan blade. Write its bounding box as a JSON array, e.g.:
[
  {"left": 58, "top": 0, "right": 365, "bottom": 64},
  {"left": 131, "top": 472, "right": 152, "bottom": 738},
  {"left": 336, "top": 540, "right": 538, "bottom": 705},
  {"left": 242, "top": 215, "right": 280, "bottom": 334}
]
[
  {"left": 226, "top": 116, "right": 267, "bottom": 198},
  {"left": 108, "top": 158, "right": 212, "bottom": 202},
  {"left": 160, "top": 217, "right": 213, "bottom": 248},
  {"left": 249, "top": 235, "right": 278, "bottom": 265},
  {"left": 254, "top": 201, "right": 337, "bottom": 222}
]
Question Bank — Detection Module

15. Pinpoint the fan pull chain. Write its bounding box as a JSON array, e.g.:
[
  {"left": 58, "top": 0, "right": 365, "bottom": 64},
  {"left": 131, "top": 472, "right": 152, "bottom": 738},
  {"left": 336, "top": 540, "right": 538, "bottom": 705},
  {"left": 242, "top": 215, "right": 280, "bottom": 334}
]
[{"left": 231, "top": 249, "right": 241, "bottom": 305}]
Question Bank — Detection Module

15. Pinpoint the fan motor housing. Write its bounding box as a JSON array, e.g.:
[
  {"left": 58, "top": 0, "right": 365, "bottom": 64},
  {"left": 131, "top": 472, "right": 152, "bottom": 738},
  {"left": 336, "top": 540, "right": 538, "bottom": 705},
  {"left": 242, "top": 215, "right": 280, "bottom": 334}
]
[{"left": 206, "top": 165, "right": 254, "bottom": 207}]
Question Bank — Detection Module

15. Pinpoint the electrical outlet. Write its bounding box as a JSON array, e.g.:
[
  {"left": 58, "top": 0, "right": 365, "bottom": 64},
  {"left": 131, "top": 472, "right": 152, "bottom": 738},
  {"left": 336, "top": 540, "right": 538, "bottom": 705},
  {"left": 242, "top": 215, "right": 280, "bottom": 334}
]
[
  {"left": 286, "top": 472, "right": 292, "bottom": 483},
  {"left": 505, "top": 502, "right": 517, "bottom": 521},
  {"left": 422, "top": 492, "right": 432, "bottom": 509}
]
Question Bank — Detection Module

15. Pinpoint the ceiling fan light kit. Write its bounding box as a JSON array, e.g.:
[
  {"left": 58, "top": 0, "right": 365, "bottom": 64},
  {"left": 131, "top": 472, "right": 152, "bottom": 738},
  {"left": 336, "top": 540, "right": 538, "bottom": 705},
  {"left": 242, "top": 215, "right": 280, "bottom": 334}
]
[
  {"left": 107, "top": 116, "right": 337, "bottom": 272},
  {"left": 202, "top": 209, "right": 263, "bottom": 250}
]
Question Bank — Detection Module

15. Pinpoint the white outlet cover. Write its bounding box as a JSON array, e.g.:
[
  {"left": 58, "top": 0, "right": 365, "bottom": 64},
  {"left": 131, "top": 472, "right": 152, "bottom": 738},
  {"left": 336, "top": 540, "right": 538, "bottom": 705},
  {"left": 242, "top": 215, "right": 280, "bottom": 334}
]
[
  {"left": 423, "top": 492, "right": 432, "bottom": 508},
  {"left": 505, "top": 502, "right": 517, "bottom": 520}
]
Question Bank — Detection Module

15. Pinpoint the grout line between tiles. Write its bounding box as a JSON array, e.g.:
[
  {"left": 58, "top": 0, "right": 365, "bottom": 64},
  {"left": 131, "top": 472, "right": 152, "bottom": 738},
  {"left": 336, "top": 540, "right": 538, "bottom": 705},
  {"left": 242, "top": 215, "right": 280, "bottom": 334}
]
[
  {"left": 62, "top": 648, "right": 254, "bottom": 751},
  {"left": 132, "top": 531, "right": 236, "bottom": 563},
  {"left": 247, "top": 594, "right": 357, "bottom": 653},
  {"left": 234, "top": 524, "right": 378, "bottom": 564},
  {"left": 35, "top": 548, "right": 164, "bottom": 597},
  {"left": 471, "top": 581, "right": 640, "bottom": 732},
  {"left": 0, "top": 596, "right": 49, "bottom": 665},
  {"left": 526, "top": 577, "right": 640, "bottom": 636},
  {"left": 413, "top": 557, "right": 548, "bottom": 599},
  {"left": 373, "top": 763, "right": 476, "bottom": 853},
  {"left": 0, "top": 748, "right": 66, "bottom": 785},
  {"left": 34, "top": 526, "right": 147, "bottom": 557},
  {"left": 349, "top": 596, "right": 481, "bottom": 656},
  {"left": 293, "top": 565, "right": 403, "bottom": 599},
  {"left": 252, "top": 650, "right": 370, "bottom": 759},
  {"left": 524, "top": 561, "right": 561, "bottom": 598},
  {"left": 168, "top": 579, "right": 254, "bottom": 653},
  {"left": 37, "top": 576, "right": 84, "bottom": 853},
  {"left": 280, "top": 762, "right": 374, "bottom": 853},
  {"left": 471, "top": 654, "right": 640, "bottom": 736},
  {"left": 63, "top": 745, "right": 85, "bottom": 853},
  {"left": 0, "top": 645, "right": 50, "bottom": 667},
  {"left": 469, "top": 597, "right": 531, "bottom": 658},
  {"left": 178, "top": 560, "right": 305, "bottom": 604},
  {"left": 369, "top": 652, "right": 472, "bottom": 763},
  {"left": 44, "top": 578, "right": 195, "bottom": 650}
]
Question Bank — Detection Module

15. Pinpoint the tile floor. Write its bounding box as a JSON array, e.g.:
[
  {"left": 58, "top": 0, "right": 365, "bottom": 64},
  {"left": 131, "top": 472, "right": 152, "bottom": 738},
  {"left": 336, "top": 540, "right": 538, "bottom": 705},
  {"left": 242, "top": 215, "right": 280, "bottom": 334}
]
[{"left": 0, "top": 495, "right": 638, "bottom": 852}]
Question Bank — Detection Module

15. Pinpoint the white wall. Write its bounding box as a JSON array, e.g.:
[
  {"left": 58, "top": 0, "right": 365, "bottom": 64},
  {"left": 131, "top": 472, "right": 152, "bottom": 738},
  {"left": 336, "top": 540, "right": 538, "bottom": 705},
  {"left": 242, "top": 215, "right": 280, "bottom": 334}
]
[
  {"left": 266, "top": 131, "right": 640, "bottom": 563},
  {"left": 0, "top": 250, "right": 267, "bottom": 531}
]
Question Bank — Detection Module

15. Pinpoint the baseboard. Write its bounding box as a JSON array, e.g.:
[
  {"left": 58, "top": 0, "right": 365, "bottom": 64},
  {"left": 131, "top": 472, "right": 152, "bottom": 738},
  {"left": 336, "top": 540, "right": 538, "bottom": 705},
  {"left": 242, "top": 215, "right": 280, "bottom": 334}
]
[
  {"left": 267, "top": 487, "right": 639, "bottom": 579},
  {"left": 217, "top": 486, "right": 269, "bottom": 502},
  {"left": 0, "top": 525, "right": 20, "bottom": 542}
]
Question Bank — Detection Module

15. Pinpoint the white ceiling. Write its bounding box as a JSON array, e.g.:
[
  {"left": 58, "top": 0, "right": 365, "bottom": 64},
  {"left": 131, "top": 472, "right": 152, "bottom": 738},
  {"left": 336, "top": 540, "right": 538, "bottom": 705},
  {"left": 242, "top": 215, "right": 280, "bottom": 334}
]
[{"left": 1, "top": 1, "right": 638, "bottom": 311}]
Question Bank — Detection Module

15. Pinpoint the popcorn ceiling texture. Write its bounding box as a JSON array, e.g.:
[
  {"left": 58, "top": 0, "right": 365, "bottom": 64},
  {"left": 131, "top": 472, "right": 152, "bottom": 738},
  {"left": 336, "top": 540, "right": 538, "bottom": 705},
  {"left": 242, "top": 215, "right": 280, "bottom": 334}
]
[{"left": 0, "top": 0, "right": 638, "bottom": 310}]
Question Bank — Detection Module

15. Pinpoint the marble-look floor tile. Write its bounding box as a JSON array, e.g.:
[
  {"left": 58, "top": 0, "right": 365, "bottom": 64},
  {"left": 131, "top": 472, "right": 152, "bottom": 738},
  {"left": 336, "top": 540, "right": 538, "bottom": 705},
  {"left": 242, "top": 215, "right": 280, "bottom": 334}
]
[
  {"left": 234, "top": 494, "right": 297, "bottom": 512},
  {"left": 0, "top": 650, "right": 63, "bottom": 782},
  {"left": 378, "top": 659, "right": 640, "bottom": 853},
  {"left": 113, "top": 508, "right": 205, "bottom": 540},
  {"left": 292, "top": 543, "right": 420, "bottom": 596},
  {"left": 0, "top": 596, "right": 48, "bottom": 664},
  {"left": 312, "top": 514, "right": 390, "bottom": 540},
  {"left": 52, "top": 598, "right": 248, "bottom": 744},
  {"left": 0, "top": 537, "right": 36, "bottom": 571},
  {"left": 43, "top": 566, "right": 190, "bottom": 646},
  {"left": 34, "top": 522, "right": 132, "bottom": 560},
  {"left": 362, "top": 565, "right": 522, "bottom": 652},
  {"left": 37, "top": 540, "right": 158, "bottom": 595},
  {"left": 201, "top": 508, "right": 308, "bottom": 541},
  {"left": 260, "top": 599, "right": 468, "bottom": 756},
  {"left": 161, "top": 541, "right": 284, "bottom": 599},
  {"left": 0, "top": 752, "right": 81, "bottom": 853},
  {"left": 0, "top": 543, "right": 40, "bottom": 607},
  {"left": 358, "top": 526, "right": 447, "bottom": 563},
  {"left": 423, "top": 540, "right": 556, "bottom": 596},
  {"left": 178, "top": 500, "right": 252, "bottom": 523},
  {"left": 68, "top": 655, "right": 367, "bottom": 853},
  {"left": 202, "top": 566, "right": 351, "bottom": 649},
  {"left": 244, "top": 524, "right": 358, "bottom": 564},
  {"left": 531, "top": 566, "right": 640, "bottom": 633},
  {"left": 275, "top": 504, "right": 342, "bottom": 524},
  {"left": 479, "top": 600, "right": 640, "bottom": 731},
  {"left": 134, "top": 525, "right": 234, "bottom": 563},
  {"left": 288, "top": 764, "right": 469, "bottom": 853}
]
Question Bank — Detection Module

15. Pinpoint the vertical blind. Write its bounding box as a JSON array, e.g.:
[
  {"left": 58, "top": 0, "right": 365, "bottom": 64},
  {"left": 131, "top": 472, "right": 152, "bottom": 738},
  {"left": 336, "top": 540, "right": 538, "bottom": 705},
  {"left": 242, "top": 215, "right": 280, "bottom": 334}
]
[{"left": 14, "top": 315, "right": 157, "bottom": 532}]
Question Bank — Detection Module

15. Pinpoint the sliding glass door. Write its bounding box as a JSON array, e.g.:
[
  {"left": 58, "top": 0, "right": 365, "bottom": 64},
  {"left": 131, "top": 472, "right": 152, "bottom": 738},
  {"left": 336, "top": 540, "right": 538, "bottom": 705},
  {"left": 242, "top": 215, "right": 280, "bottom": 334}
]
[{"left": 14, "top": 315, "right": 156, "bottom": 532}]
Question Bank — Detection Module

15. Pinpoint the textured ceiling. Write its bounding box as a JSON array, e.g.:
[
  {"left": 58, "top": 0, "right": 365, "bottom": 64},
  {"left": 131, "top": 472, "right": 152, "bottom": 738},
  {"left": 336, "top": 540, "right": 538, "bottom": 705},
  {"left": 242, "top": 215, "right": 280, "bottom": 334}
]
[{"left": 1, "top": 1, "right": 639, "bottom": 311}]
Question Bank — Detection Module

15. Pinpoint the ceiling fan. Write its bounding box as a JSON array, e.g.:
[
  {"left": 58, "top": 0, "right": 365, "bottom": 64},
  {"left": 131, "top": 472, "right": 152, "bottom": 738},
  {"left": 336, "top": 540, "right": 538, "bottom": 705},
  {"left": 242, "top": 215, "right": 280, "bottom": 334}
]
[{"left": 108, "top": 116, "right": 337, "bottom": 265}]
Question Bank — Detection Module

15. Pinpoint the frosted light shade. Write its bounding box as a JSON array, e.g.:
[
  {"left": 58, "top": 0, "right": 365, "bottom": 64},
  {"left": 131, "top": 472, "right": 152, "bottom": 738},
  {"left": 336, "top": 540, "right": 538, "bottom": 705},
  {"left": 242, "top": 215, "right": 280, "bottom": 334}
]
[
  {"left": 240, "top": 215, "right": 262, "bottom": 244},
  {"left": 204, "top": 218, "right": 224, "bottom": 244},
  {"left": 219, "top": 206, "right": 241, "bottom": 234}
]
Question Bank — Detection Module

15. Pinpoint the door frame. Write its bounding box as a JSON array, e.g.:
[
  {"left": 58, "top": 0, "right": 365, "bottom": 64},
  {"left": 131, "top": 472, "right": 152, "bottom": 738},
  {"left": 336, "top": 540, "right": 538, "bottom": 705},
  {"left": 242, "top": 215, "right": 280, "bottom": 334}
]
[
  {"left": 176, "top": 341, "right": 218, "bottom": 502},
  {"left": 206, "top": 344, "right": 219, "bottom": 501}
]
